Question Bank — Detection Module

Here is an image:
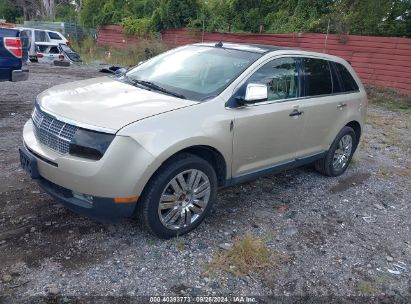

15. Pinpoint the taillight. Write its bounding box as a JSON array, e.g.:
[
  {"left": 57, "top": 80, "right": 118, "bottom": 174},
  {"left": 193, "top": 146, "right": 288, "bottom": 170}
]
[
  {"left": 4, "top": 37, "right": 22, "bottom": 58},
  {"left": 36, "top": 54, "right": 44, "bottom": 58},
  {"left": 59, "top": 54, "right": 64, "bottom": 60},
  {"left": 66, "top": 41, "right": 70, "bottom": 46}
]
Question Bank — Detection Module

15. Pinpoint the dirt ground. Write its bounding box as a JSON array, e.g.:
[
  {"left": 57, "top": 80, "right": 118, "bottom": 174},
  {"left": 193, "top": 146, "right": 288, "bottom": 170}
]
[{"left": 0, "top": 63, "right": 410, "bottom": 303}]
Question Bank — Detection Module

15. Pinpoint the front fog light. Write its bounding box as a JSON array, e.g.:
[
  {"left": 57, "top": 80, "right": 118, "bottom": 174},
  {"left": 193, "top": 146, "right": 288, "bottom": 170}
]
[{"left": 72, "top": 191, "right": 94, "bottom": 204}]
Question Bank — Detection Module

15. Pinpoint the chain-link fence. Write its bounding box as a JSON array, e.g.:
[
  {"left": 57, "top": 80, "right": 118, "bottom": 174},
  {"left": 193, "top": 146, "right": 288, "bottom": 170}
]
[{"left": 22, "top": 20, "right": 96, "bottom": 41}]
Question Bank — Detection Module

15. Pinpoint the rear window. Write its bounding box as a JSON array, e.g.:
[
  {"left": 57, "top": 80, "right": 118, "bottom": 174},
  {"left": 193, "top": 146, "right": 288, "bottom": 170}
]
[
  {"left": 48, "top": 32, "right": 62, "bottom": 40},
  {"left": 0, "top": 28, "right": 19, "bottom": 37},
  {"left": 335, "top": 63, "right": 359, "bottom": 92},
  {"left": 303, "top": 58, "right": 333, "bottom": 96}
]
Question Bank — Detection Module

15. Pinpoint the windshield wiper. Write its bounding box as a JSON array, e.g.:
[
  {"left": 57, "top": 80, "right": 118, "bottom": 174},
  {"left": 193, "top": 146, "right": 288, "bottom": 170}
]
[{"left": 131, "top": 79, "right": 186, "bottom": 99}]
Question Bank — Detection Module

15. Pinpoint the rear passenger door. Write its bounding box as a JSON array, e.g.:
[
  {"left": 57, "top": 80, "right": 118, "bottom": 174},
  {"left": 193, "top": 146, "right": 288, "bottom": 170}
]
[{"left": 296, "top": 57, "right": 354, "bottom": 158}]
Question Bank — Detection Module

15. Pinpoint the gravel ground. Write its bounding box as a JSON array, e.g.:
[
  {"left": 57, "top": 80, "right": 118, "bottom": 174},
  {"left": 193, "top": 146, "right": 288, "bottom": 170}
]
[{"left": 0, "top": 63, "right": 410, "bottom": 303}]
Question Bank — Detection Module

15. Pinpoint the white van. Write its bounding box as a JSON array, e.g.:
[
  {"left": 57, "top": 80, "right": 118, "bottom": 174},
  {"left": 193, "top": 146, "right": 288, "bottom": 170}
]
[{"left": 15, "top": 28, "right": 69, "bottom": 61}]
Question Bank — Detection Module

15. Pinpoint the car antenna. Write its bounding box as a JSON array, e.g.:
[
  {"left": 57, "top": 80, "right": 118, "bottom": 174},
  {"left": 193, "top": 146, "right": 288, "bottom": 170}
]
[{"left": 215, "top": 41, "right": 223, "bottom": 48}]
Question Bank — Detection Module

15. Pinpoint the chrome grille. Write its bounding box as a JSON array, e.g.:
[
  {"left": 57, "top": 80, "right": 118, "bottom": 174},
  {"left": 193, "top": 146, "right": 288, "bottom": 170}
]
[{"left": 32, "top": 106, "right": 78, "bottom": 154}]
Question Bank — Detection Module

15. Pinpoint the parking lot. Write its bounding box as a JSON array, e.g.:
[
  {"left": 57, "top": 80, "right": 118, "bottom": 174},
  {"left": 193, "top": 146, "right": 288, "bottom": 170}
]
[{"left": 0, "top": 64, "right": 410, "bottom": 301}]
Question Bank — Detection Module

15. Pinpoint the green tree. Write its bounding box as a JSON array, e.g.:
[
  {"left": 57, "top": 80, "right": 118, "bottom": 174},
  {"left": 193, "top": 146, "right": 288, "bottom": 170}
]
[
  {"left": 325, "top": 0, "right": 411, "bottom": 37},
  {"left": 151, "top": 0, "right": 202, "bottom": 30},
  {"left": 0, "top": 0, "right": 23, "bottom": 22}
]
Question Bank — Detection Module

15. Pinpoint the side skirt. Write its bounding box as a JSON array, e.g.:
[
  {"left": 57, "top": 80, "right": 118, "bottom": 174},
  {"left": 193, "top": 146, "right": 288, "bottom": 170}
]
[{"left": 222, "top": 151, "right": 327, "bottom": 188}]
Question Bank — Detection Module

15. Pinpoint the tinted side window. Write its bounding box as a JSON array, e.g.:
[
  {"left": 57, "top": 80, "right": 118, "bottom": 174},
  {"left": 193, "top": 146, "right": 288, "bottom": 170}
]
[
  {"left": 330, "top": 63, "right": 343, "bottom": 94},
  {"left": 303, "top": 58, "right": 332, "bottom": 96},
  {"left": 34, "top": 30, "right": 48, "bottom": 42},
  {"left": 49, "top": 46, "right": 60, "bottom": 54},
  {"left": 48, "top": 32, "right": 62, "bottom": 40},
  {"left": 37, "top": 45, "right": 48, "bottom": 52},
  {"left": 335, "top": 63, "right": 359, "bottom": 92},
  {"left": 247, "top": 57, "right": 299, "bottom": 102}
]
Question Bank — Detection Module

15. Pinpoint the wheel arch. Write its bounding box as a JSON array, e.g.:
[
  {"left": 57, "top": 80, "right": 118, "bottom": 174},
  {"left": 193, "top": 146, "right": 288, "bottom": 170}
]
[
  {"left": 345, "top": 120, "right": 361, "bottom": 148},
  {"left": 140, "top": 144, "right": 228, "bottom": 197}
]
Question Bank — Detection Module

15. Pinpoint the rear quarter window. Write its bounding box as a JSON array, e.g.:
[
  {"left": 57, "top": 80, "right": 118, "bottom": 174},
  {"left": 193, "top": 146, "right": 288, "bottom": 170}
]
[
  {"left": 48, "top": 32, "right": 63, "bottom": 40},
  {"left": 335, "top": 63, "right": 359, "bottom": 92}
]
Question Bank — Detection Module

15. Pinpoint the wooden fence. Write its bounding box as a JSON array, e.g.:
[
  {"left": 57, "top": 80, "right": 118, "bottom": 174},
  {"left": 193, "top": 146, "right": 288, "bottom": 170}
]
[{"left": 97, "top": 26, "right": 411, "bottom": 94}]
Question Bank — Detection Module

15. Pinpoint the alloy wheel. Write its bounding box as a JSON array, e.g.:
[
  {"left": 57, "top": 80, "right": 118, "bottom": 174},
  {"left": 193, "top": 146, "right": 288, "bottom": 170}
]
[
  {"left": 158, "top": 169, "right": 211, "bottom": 230},
  {"left": 332, "top": 134, "right": 353, "bottom": 171}
]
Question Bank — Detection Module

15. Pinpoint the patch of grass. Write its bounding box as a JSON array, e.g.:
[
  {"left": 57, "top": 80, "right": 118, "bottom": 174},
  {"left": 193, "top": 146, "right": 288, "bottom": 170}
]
[
  {"left": 366, "top": 111, "right": 410, "bottom": 152},
  {"left": 357, "top": 280, "right": 377, "bottom": 294},
  {"left": 146, "top": 239, "right": 157, "bottom": 246},
  {"left": 366, "top": 112, "right": 408, "bottom": 130},
  {"left": 377, "top": 167, "right": 392, "bottom": 179},
  {"left": 377, "top": 163, "right": 411, "bottom": 180},
  {"left": 366, "top": 86, "right": 411, "bottom": 113},
  {"left": 350, "top": 155, "right": 359, "bottom": 165},
  {"left": 398, "top": 162, "right": 411, "bottom": 178},
  {"left": 207, "top": 235, "right": 284, "bottom": 276},
  {"left": 174, "top": 238, "right": 185, "bottom": 251},
  {"left": 262, "top": 231, "right": 277, "bottom": 243}
]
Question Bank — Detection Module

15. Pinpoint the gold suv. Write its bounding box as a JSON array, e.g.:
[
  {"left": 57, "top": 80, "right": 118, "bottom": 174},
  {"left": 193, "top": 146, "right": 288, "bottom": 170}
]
[{"left": 20, "top": 43, "right": 367, "bottom": 238}]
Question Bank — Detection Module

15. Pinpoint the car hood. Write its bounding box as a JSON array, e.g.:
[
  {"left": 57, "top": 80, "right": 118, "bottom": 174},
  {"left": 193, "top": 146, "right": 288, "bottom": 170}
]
[{"left": 36, "top": 76, "right": 198, "bottom": 132}]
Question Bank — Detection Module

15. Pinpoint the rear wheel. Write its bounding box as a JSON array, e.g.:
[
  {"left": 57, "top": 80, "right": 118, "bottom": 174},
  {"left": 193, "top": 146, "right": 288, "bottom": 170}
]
[
  {"left": 139, "top": 153, "right": 217, "bottom": 239},
  {"left": 315, "top": 126, "right": 357, "bottom": 177}
]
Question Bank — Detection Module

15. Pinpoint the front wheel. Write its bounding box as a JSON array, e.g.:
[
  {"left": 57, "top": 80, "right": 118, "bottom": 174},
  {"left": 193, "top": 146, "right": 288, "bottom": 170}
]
[
  {"left": 139, "top": 153, "right": 217, "bottom": 239},
  {"left": 315, "top": 126, "right": 357, "bottom": 177}
]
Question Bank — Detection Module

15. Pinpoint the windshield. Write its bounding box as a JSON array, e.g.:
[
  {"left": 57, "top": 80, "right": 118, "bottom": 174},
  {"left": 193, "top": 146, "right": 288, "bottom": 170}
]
[{"left": 125, "top": 45, "right": 262, "bottom": 101}]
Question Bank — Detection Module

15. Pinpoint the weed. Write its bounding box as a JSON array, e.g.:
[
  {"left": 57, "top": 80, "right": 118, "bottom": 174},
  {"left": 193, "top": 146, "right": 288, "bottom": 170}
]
[
  {"left": 207, "top": 235, "right": 284, "bottom": 276},
  {"left": 351, "top": 155, "right": 359, "bottom": 165},
  {"left": 146, "top": 239, "right": 156, "bottom": 246},
  {"left": 174, "top": 237, "right": 185, "bottom": 251},
  {"left": 377, "top": 167, "right": 392, "bottom": 179},
  {"left": 357, "top": 280, "right": 377, "bottom": 294}
]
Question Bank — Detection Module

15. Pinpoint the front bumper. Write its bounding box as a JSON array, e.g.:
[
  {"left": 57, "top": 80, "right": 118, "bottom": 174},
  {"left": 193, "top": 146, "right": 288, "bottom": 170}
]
[
  {"left": 38, "top": 176, "right": 136, "bottom": 222},
  {"left": 20, "top": 144, "right": 136, "bottom": 222},
  {"left": 12, "top": 69, "right": 29, "bottom": 82},
  {"left": 22, "top": 119, "right": 155, "bottom": 198}
]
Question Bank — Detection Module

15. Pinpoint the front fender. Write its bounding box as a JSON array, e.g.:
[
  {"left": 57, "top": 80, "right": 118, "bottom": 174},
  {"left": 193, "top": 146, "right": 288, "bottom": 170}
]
[{"left": 117, "top": 100, "right": 233, "bottom": 196}]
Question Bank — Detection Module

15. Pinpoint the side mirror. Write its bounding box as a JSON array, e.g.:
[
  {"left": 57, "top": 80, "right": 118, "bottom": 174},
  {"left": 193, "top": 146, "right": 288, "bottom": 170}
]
[
  {"left": 115, "top": 68, "right": 127, "bottom": 76},
  {"left": 244, "top": 83, "right": 268, "bottom": 103}
]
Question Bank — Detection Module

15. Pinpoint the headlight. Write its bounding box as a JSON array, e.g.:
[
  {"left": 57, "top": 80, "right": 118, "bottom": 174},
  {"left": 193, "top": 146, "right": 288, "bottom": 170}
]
[{"left": 69, "top": 128, "right": 115, "bottom": 160}]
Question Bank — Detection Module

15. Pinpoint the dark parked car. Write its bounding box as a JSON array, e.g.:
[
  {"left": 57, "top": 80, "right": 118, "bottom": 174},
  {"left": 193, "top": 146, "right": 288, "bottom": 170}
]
[{"left": 0, "top": 28, "right": 29, "bottom": 82}]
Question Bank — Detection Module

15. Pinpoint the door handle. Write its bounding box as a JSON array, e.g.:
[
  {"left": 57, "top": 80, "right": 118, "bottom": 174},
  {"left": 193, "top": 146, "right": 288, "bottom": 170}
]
[
  {"left": 337, "top": 103, "right": 347, "bottom": 109},
  {"left": 289, "top": 109, "right": 304, "bottom": 117}
]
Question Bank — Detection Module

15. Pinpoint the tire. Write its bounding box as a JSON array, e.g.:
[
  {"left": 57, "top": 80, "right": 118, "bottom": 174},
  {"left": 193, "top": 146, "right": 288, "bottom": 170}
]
[
  {"left": 138, "top": 153, "right": 217, "bottom": 239},
  {"left": 315, "top": 126, "right": 357, "bottom": 177}
]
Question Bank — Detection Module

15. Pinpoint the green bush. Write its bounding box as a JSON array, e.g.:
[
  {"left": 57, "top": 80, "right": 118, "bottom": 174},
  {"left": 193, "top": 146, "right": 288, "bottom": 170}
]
[
  {"left": 71, "top": 36, "right": 168, "bottom": 66},
  {"left": 121, "top": 17, "right": 153, "bottom": 37}
]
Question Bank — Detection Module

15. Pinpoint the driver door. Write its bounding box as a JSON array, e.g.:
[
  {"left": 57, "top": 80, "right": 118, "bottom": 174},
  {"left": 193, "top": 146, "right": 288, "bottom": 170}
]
[{"left": 231, "top": 57, "right": 304, "bottom": 177}]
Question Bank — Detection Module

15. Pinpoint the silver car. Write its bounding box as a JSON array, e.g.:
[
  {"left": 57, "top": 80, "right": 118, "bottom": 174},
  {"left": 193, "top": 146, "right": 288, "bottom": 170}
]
[{"left": 20, "top": 43, "right": 367, "bottom": 238}]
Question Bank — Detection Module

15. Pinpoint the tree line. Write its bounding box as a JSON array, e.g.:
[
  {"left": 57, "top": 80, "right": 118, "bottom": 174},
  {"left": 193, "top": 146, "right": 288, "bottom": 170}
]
[{"left": 1, "top": 0, "right": 410, "bottom": 37}]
